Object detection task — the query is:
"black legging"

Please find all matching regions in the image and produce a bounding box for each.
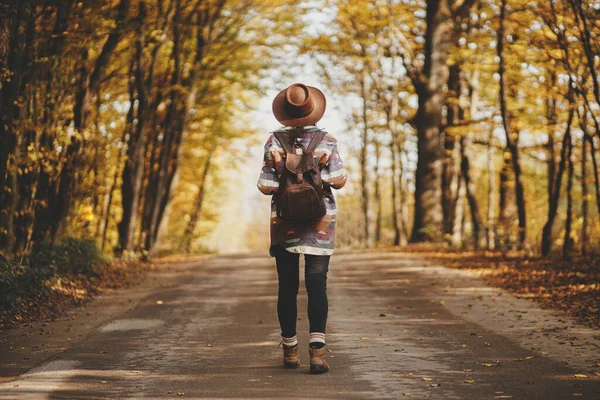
[273,246,330,338]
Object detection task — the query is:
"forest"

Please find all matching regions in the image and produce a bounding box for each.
[0,0,599,277]
[309,0,600,259]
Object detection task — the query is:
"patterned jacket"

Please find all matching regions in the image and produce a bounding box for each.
[257,125,347,256]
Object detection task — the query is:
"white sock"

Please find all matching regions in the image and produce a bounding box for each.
[282,334,298,347]
[309,332,325,346]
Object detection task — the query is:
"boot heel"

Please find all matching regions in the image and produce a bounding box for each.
[309,363,329,374]
[284,360,300,369]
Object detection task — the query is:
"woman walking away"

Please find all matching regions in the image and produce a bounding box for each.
[257,83,347,374]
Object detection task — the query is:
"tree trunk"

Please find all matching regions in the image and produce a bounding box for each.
[398,147,410,243]
[498,154,517,248]
[451,171,466,247]
[360,70,371,247]
[541,107,574,256]
[0,2,28,208]
[563,127,574,259]
[118,6,149,253]
[486,130,496,250]
[581,134,588,256]
[101,150,123,252]
[388,99,404,246]
[461,135,484,248]
[442,63,460,236]
[497,0,526,248]
[575,104,600,221]
[546,72,557,203]
[411,0,453,242]
[374,139,382,244]
[183,143,215,253]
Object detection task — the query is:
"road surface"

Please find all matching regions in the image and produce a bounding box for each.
[1,251,600,399]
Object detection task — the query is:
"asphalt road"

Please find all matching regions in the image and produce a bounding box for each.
[1,251,600,399]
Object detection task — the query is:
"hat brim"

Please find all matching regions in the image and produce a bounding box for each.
[272,85,326,127]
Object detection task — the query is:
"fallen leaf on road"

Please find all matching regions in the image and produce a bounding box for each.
[422,377,433,381]
[177,392,184,397]
[359,337,370,340]
[495,396,512,399]
[156,301,164,305]
[403,393,411,396]
[129,364,137,368]
[515,356,533,361]
[267,376,272,378]
[356,345,366,349]
[464,380,475,384]
[207,344,213,347]
[573,374,588,379]
[461,344,467,348]
[572,393,583,397]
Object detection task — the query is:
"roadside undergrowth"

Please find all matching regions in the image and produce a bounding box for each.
[0,238,147,331]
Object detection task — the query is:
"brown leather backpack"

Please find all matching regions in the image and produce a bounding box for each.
[273,130,328,220]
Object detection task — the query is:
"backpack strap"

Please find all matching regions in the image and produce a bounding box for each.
[273,131,293,154]
[306,130,327,154]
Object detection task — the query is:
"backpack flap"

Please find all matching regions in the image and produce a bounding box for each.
[285,152,303,173]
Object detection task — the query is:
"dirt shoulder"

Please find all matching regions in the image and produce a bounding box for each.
[369,245,600,330]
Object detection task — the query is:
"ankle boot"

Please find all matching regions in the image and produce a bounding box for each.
[282,344,300,368]
[309,346,330,374]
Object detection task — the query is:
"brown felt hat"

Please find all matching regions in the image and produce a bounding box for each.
[272,83,326,127]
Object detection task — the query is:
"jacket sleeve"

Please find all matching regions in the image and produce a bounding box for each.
[321,143,347,189]
[257,135,283,195]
